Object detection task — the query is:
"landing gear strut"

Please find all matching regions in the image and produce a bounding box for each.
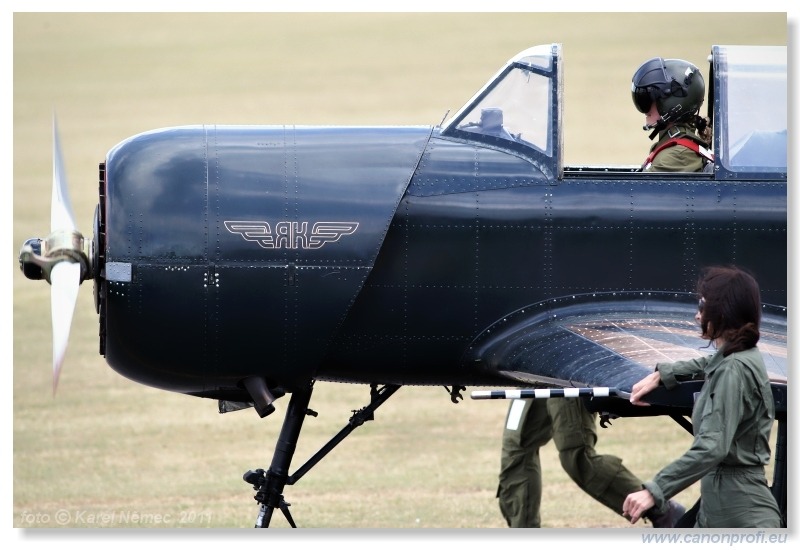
[244,383,401,528]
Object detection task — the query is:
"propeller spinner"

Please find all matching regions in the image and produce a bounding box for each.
[19,117,93,394]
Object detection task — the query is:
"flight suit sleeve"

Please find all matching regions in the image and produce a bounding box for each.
[655,356,709,390]
[643,363,745,510]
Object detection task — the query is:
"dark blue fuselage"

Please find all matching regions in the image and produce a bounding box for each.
[97,125,786,399]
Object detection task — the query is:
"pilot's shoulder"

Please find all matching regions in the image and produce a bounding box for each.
[650,145,704,172]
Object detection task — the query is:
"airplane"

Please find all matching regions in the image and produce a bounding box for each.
[19,43,787,528]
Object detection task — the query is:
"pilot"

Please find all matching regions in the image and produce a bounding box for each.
[498,397,686,528]
[631,57,713,172]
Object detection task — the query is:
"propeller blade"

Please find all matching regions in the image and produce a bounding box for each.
[51,115,76,233]
[50,256,81,394]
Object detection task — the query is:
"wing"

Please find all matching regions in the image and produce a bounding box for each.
[467,292,787,412]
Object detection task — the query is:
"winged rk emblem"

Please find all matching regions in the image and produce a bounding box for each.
[224,220,359,250]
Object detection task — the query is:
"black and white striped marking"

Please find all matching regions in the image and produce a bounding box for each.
[470,387,629,400]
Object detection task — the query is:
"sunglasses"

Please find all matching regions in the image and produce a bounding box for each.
[698,297,706,313]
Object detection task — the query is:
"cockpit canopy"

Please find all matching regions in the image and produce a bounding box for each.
[439,43,786,181]
[441,44,561,168]
[713,45,786,178]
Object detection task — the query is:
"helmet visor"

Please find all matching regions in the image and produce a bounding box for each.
[632,85,656,113]
[631,57,670,114]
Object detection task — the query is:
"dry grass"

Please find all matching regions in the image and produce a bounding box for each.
[11,11,787,537]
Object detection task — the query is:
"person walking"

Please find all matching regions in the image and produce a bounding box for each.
[622,266,782,528]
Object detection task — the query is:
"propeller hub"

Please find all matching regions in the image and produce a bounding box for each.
[19,229,91,284]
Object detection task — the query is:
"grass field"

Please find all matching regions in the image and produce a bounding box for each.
[11,11,788,536]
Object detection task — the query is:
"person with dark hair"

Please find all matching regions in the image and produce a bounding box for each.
[631,57,714,172]
[622,266,782,528]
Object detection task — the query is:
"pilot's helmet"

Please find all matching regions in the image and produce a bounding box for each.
[631,57,705,124]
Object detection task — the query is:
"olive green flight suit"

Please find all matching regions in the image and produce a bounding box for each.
[644,123,709,172]
[644,348,782,527]
[497,397,643,527]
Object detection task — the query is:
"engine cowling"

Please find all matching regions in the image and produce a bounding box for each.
[98,124,431,400]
